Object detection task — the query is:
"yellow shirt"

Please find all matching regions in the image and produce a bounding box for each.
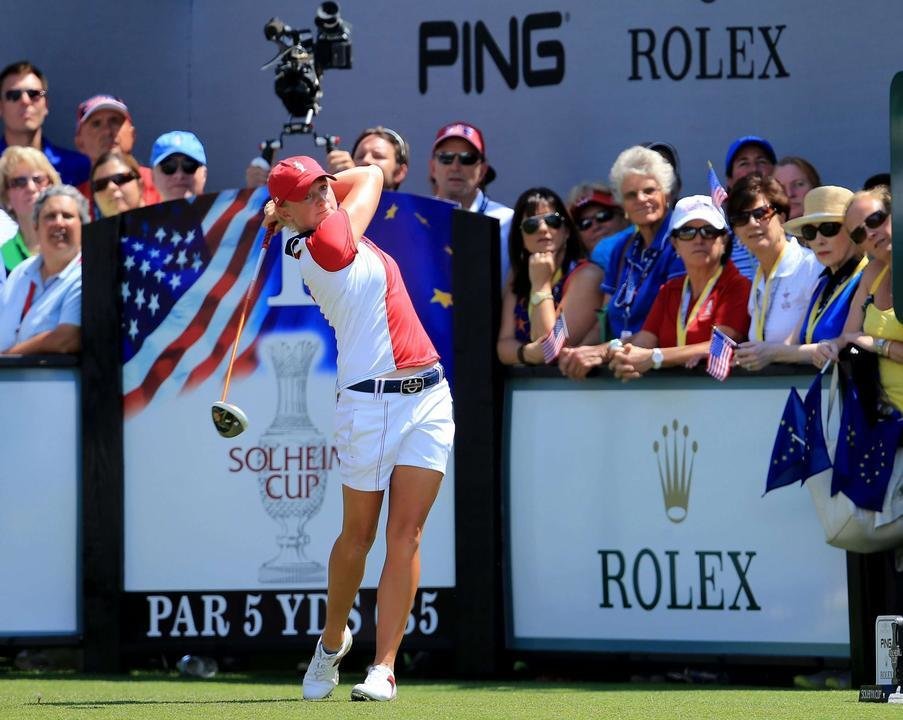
[864,303,903,412]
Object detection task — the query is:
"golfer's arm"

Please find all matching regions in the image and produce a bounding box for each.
[331,165,382,242]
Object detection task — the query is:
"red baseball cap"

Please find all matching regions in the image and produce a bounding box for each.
[431,121,497,185]
[432,121,486,155]
[76,94,131,130]
[570,190,620,216]
[268,156,335,206]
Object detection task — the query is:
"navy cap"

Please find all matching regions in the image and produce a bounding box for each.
[725,135,776,177]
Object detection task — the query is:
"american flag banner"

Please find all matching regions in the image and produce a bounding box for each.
[541,313,568,364]
[706,326,736,381]
[707,162,728,209]
[120,188,279,416]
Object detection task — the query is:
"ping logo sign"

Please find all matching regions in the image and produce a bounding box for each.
[418,12,566,93]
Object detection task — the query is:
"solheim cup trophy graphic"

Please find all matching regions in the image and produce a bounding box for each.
[258,339,328,583]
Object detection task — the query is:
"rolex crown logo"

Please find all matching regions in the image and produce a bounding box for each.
[653,419,698,523]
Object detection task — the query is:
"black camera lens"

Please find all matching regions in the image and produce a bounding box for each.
[316,2,341,30]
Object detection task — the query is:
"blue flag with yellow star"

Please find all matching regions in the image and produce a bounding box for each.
[832,379,903,510]
[365,191,455,386]
[802,370,833,482]
[765,388,810,493]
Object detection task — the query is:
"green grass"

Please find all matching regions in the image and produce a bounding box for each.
[0,672,893,720]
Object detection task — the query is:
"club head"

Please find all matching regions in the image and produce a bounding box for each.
[211,401,249,438]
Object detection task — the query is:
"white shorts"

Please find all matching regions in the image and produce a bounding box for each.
[334,377,454,492]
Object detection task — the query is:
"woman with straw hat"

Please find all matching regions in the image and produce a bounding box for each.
[734,185,865,370]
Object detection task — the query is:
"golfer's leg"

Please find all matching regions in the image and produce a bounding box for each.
[372,464,443,668]
[321,485,384,651]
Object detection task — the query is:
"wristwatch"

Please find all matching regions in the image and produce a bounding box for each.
[651,347,664,370]
[876,338,890,357]
[530,291,554,306]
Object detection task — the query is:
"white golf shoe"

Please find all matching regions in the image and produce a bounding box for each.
[301,626,353,700]
[350,663,397,701]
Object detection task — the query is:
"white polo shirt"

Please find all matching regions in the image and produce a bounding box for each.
[0,252,81,351]
[747,238,821,342]
[288,210,437,390]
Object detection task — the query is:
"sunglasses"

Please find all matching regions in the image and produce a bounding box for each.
[729,204,777,227]
[521,212,563,234]
[799,222,843,242]
[3,88,46,102]
[434,151,481,166]
[576,209,615,231]
[158,156,202,175]
[91,172,137,193]
[6,173,49,190]
[672,225,725,241]
[849,209,889,244]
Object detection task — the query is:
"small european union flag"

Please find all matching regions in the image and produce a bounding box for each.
[832,379,903,511]
[802,370,832,482]
[765,372,833,494]
[766,388,809,493]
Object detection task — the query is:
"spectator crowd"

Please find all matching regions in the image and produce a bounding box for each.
[0,58,898,422]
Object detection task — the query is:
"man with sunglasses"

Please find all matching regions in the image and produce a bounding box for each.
[0,61,90,187]
[430,121,513,289]
[150,131,208,202]
[73,95,160,213]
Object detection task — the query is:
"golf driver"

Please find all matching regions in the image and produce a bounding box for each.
[211,224,276,438]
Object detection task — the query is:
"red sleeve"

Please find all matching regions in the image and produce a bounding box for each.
[305,208,358,271]
[641,279,675,340]
[712,265,752,337]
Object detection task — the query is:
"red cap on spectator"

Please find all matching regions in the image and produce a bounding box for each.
[76,94,131,129]
[432,121,486,156]
[268,156,336,206]
[570,190,620,216]
[432,121,496,185]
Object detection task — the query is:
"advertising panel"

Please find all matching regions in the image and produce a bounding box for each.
[0,368,79,636]
[507,377,849,657]
[121,189,456,648]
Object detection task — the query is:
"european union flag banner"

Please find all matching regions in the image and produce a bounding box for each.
[362,191,454,386]
[120,189,455,416]
[832,379,903,511]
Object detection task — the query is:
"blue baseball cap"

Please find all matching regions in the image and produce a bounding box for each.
[725,135,776,177]
[150,130,207,167]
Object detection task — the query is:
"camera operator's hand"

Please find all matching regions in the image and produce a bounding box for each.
[326,149,355,175]
[246,156,273,189]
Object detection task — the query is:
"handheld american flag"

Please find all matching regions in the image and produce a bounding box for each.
[541,312,569,364]
[707,161,728,209]
[706,326,736,381]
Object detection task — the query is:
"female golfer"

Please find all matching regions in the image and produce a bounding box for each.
[264,157,454,702]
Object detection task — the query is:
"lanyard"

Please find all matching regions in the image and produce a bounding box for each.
[676,266,723,346]
[803,256,869,343]
[20,281,36,323]
[752,243,788,341]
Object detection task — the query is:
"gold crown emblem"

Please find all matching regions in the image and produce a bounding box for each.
[652,419,698,523]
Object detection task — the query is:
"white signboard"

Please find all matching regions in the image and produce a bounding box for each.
[507,377,849,656]
[0,369,79,636]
